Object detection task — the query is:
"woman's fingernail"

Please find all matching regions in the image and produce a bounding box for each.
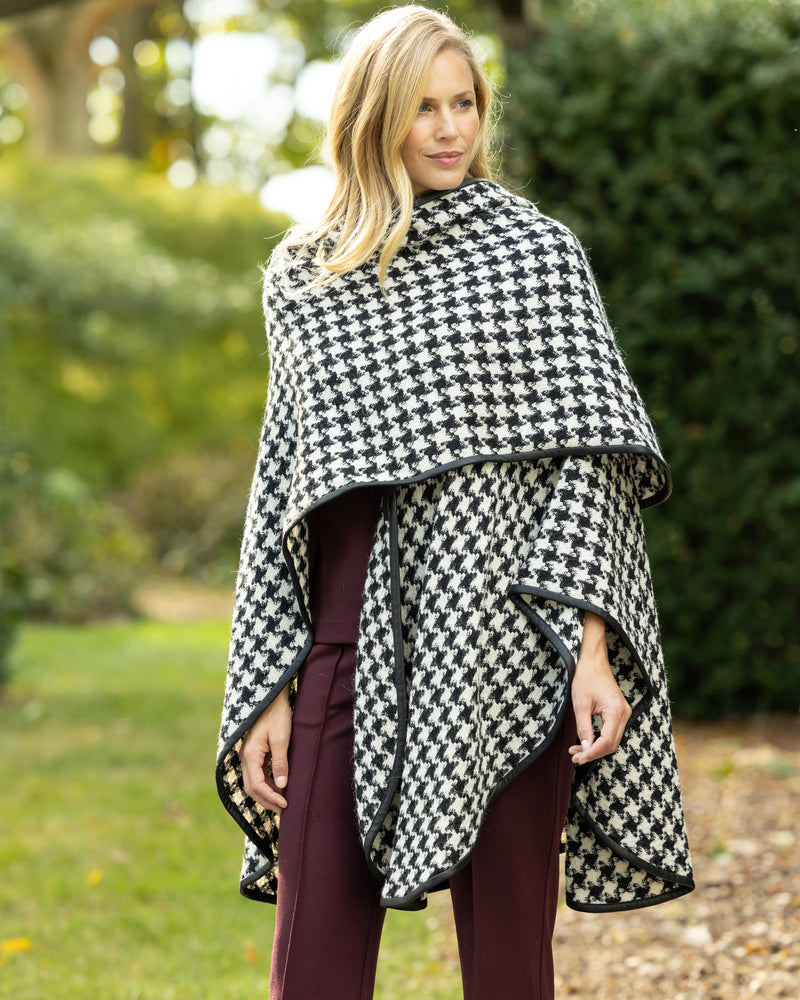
[276,776,287,788]
[581,739,590,750]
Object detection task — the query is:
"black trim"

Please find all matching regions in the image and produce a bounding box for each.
[282,444,671,545]
[374,591,687,911]
[567,881,695,913]
[571,794,696,889]
[240,861,278,903]
[369,543,685,910]
[361,485,411,880]
[282,522,314,630]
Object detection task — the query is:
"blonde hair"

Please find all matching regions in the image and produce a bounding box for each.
[276,5,496,288]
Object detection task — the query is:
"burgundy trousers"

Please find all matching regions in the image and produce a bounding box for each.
[269,640,576,1000]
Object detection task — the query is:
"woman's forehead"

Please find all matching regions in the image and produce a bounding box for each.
[421,49,475,91]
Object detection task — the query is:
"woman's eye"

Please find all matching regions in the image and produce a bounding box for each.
[418,103,429,113]
[458,99,474,109]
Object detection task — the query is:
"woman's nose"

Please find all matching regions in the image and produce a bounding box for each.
[434,110,457,139]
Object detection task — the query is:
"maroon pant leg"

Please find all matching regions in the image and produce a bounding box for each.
[449,707,577,1000]
[269,642,386,1000]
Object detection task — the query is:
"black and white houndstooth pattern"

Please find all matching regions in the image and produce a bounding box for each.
[216,179,694,911]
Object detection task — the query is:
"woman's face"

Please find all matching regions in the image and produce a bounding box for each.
[400,48,480,198]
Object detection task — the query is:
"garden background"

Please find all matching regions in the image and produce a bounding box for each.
[1,0,798,996]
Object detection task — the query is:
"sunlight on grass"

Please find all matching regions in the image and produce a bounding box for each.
[1,621,462,999]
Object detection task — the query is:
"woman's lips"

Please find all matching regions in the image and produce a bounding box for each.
[427,152,463,166]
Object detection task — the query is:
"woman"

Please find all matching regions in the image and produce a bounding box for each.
[216,6,694,999]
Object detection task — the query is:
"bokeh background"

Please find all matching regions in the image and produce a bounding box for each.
[1,1,798,997]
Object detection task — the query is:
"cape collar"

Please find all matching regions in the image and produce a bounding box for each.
[411,176,485,208]
[406,177,533,243]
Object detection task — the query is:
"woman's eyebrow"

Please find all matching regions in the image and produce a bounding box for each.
[419,90,475,103]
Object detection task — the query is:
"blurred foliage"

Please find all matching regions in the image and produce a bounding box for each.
[3,0,799,720]
[0,0,500,189]
[3,462,151,623]
[504,0,800,717]
[1,154,287,636]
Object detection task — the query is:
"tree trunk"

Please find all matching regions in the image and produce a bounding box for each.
[1,3,110,155]
[114,2,151,158]
[0,0,158,157]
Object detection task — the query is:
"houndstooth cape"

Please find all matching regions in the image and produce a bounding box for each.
[216,178,694,912]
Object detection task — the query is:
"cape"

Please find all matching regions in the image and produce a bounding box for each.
[216,177,694,912]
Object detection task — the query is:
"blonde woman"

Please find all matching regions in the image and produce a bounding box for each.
[216,6,694,999]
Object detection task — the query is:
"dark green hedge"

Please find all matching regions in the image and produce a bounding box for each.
[503,0,800,717]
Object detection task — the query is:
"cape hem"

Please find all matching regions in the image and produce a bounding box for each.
[372,684,575,910]
[566,880,695,913]
[281,444,672,543]
[571,798,695,890]
[240,862,277,904]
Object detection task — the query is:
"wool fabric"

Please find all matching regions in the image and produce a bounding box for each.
[216,178,694,912]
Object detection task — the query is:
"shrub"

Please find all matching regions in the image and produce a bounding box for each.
[2,460,150,624]
[503,0,800,716]
[0,155,287,681]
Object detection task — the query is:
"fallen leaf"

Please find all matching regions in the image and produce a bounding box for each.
[86,869,103,887]
[1,938,31,952]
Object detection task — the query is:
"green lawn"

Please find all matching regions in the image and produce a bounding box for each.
[0,621,461,999]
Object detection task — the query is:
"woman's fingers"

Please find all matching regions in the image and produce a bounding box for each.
[572,705,629,763]
[569,675,632,765]
[569,611,634,765]
[241,735,288,813]
[269,727,290,790]
[240,695,293,813]
[572,698,596,756]
[569,712,631,762]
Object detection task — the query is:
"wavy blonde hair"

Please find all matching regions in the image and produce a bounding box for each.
[276,5,496,288]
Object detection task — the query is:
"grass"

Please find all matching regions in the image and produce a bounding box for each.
[0,621,462,999]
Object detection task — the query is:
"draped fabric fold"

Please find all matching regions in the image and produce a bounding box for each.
[508,454,693,909]
[216,178,693,911]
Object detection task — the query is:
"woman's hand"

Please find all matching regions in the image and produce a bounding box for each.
[568,611,632,766]
[240,685,292,815]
